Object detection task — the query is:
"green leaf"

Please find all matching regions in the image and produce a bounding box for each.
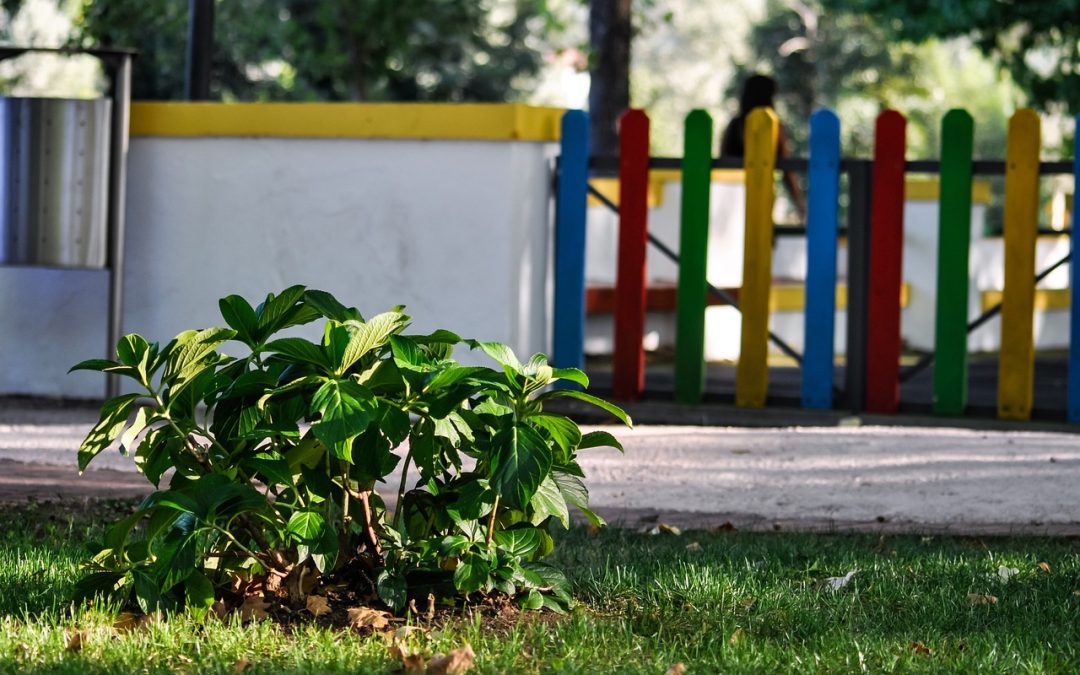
[263,337,331,370]
[379,405,412,445]
[521,561,571,601]
[389,334,432,371]
[446,479,494,523]
[304,289,363,322]
[133,568,163,613]
[337,312,407,374]
[134,427,177,486]
[71,571,125,602]
[520,588,544,610]
[377,571,407,612]
[285,437,326,474]
[424,366,497,393]
[78,394,140,472]
[490,424,552,510]
[529,414,582,458]
[551,367,589,388]
[162,327,236,385]
[523,353,553,384]
[288,510,327,541]
[184,570,216,619]
[241,452,295,488]
[552,468,604,527]
[453,555,492,594]
[118,405,151,455]
[68,358,120,374]
[219,295,259,347]
[467,340,521,370]
[537,389,632,427]
[116,334,152,372]
[529,474,569,528]
[309,379,377,453]
[493,528,542,559]
[255,285,310,335]
[578,430,624,452]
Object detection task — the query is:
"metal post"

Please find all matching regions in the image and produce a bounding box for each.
[844,159,872,413]
[185,0,214,100]
[105,54,132,398]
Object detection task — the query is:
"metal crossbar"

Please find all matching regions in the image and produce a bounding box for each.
[898,252,1074,384]
[585,183,804,365]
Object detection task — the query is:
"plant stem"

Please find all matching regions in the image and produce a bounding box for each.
[486,494,500,546]
[394,447,413,529]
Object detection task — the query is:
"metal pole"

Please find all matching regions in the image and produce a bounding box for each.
[105,54,132,399]
[185,0,214,100]
[844,160,872,413]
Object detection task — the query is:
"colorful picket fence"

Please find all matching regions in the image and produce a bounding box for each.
[553,106,1080,422]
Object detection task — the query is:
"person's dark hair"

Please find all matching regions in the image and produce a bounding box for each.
[738,74,777,114]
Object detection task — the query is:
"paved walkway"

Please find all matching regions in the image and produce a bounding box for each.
[3,400,1080,535]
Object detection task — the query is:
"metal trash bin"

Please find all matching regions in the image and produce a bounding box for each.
[0,96,112,268]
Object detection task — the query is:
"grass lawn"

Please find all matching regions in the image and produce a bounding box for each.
[1,499,1079,674]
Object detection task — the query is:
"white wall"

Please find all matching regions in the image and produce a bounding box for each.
[0,136,556,398]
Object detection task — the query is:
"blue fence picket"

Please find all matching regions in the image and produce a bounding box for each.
[552,110,589,376]
[1069,115,1080,421]
[802,109,841,409]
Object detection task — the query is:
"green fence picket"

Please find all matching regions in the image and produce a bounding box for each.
[932,109,974,415]
[674,110,713,403]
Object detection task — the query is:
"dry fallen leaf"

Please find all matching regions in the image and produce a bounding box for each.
[715,521,737,533]
[426,644,475,675]
[347,606,392,631]
[239,594,272,622]
[586,523,602,538]
[823,570,857,591]
[65,629,89,652]
[910,641,932,655]
[739,597,756,610]
[685,542,702,552]
[210,599,229,620]
[306,595,332,617]
[113,612,159,634]
[730,627,744,645]
[996,566,1020,583]
[967,593,998,605]
[1039,562,1052,574]
[425,592,436,621]
[658,523,682,536]
[664,663,687,675]
[388,642,427,674]
[232,656,251,673]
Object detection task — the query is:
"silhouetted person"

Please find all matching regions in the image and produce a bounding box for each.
[720,74,806,221]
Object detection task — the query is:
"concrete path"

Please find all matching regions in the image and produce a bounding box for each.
[3,400,1079,535]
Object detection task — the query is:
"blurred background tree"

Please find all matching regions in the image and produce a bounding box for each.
[819,0,1080,116]
[0,0,1069,161]
[728,0,1022,159]
[70,0,547,102]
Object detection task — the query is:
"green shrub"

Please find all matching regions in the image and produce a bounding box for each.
[71,286,629,617]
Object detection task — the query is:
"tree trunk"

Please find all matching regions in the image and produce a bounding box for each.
[588,0,631,158]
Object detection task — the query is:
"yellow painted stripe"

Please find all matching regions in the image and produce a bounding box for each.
[905,177,993,205]
[130,102,564,141]
[736,108,778,408]
[998,108,1041,421]
[770,282,910,312]
[982,288,1070,313]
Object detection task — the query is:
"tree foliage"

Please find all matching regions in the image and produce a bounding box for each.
[730,0,922,155]
[71,0,545,101]
[819,0,1080,113]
